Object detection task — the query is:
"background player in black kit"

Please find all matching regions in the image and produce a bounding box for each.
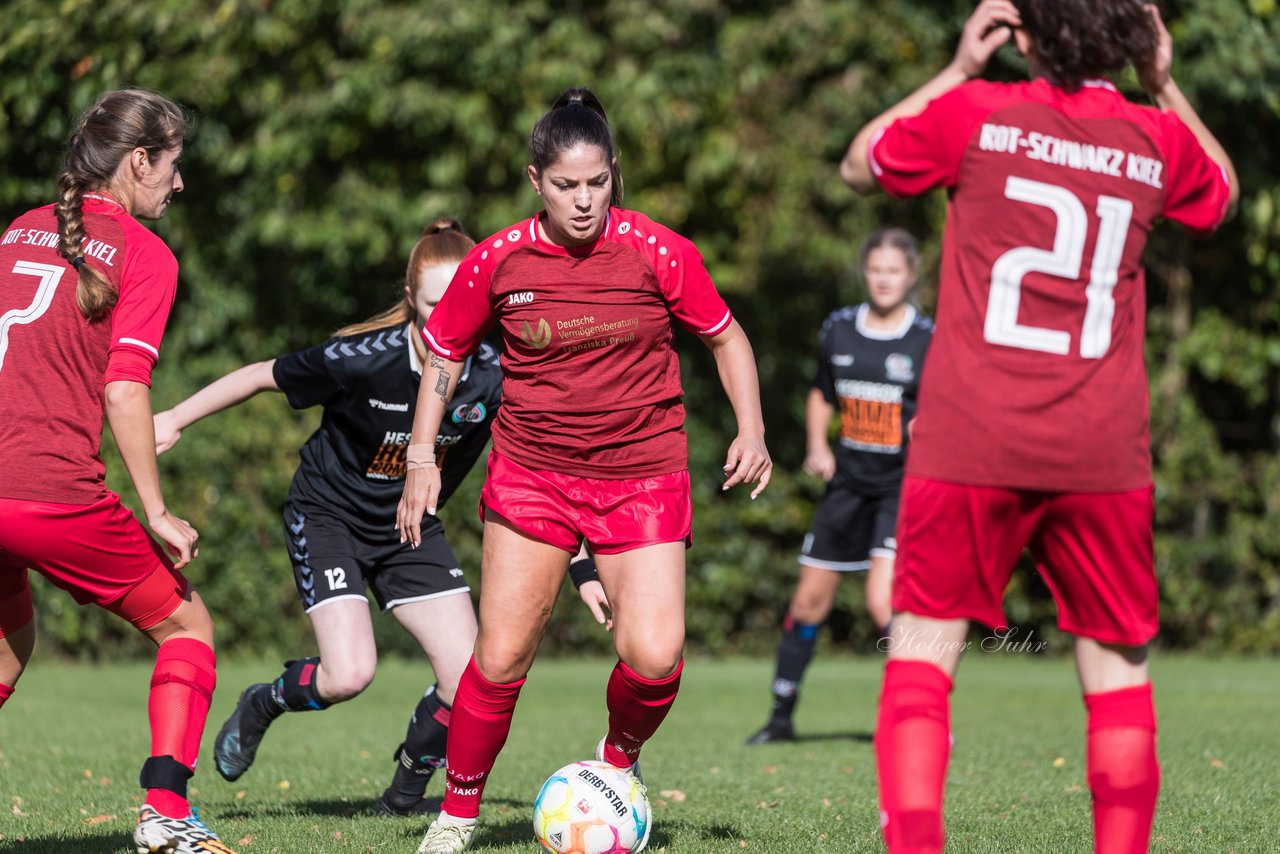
[153,219,508,815]
[747,228,931,745]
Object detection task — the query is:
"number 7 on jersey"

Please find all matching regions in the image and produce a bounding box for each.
[0,261,65,372]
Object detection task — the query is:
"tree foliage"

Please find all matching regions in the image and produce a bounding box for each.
[2,0,1277,657]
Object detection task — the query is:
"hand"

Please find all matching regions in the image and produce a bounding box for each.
[396,465,441,548]
[153,409,182,455]
[1135,4,1173,98]
[147,509,199,569]
[802,445,837,481]
[577,580,613,631]
[950,0,1022,79]
[722,432,773,499]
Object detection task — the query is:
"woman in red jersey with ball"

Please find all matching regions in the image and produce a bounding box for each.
[0,89,236,854]
[397,87,772,853]
[840,2,1237,853]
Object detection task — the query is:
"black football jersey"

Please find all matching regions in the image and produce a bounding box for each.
[273,323,502,534]
[813,304,933,494]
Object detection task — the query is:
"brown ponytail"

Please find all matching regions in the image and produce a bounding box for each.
[56,89,187,321]
[334,217,476,338]
[54,168,116,319]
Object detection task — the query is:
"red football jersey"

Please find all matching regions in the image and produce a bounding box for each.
[424,208,733,479]
[870,78,1231,491]
[0,196,179,503]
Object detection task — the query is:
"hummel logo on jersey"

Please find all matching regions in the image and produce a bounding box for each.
[831,353,854,366]
[520,318,552,349]
[449,568,464,578]
[508,291,535,305]
[369,398,409,412]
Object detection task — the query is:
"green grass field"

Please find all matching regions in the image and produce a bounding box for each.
[0,654,1275,853]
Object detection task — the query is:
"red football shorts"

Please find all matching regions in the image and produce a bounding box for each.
[479,451,693,555]
[892,477,1157,646]
[0,494,191,637]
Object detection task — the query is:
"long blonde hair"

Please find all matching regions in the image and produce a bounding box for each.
[335,217,475,338]
[56,89,187,321]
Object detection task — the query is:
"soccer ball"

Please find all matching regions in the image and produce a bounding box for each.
[532,760,651,853]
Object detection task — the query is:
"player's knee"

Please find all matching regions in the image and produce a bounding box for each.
[472,645,533,685]
[141,593,215,649]
[790,594,831,625]
[320,660,376,701]
[619,647,682,681]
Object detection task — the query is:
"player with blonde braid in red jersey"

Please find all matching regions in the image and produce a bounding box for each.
[841,2,1236,853]
[0,89,236,853]
[398,87,772,853]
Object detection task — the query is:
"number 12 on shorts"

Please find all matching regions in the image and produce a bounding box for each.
[324,567,348,590]
[984,176,1134,359]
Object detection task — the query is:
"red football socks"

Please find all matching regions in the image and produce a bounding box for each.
[876,659,953,854]
[146,637,216,818]
[441,658,526,820]
[0,681,13,711]
[603,659,684,768]
[1085,683,1159,854]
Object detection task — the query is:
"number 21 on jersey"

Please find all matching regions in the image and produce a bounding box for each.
[0,261,65,372]
[984,176,1134,359]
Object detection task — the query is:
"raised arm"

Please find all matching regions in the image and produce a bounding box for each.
[701,319,772,498]
[840,0,1022,194]
[153,359,279,454]
[106,380,198,568]
[396,350,462,546]
[1136,4,1239,212]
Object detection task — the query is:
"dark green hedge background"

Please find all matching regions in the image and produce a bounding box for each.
[3,0,1277,658]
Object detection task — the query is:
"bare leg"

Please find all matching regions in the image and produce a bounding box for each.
[378,591,478,814]
[877,612,967,854]
[789,562,842,625]
[308,598,378,703]
[0,618,35,689]
[392,592,477,704]
[865,554,895,632]
[433,515,570,822]
[747,562,842,744]
[471,516,569,682]
[595,542,687,769]
[598,542,686,678]
[1075,637,1158,854]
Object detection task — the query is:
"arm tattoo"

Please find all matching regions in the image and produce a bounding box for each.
[429,354,452,402]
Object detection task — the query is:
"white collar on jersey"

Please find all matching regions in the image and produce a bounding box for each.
[855,303,917,341]
[407,322,423,376]
[406,321,472,383]
[1081,78,1119,92]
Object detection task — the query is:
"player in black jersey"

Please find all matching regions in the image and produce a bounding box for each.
[747,228,932,745]
[153,219,601,816]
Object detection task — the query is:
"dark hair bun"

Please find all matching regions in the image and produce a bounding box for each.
[422,216,463,237]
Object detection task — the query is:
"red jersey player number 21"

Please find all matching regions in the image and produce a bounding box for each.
[841,2,1237,854]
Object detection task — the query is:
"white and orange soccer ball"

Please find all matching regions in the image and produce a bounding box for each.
[532,760,651,854]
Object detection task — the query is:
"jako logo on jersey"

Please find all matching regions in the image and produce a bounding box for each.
[369,398,409,412]
[520,318,552,349]
[831,353,854,367]
[451,402,488,424]
[884,354,914,382]
[508,291,535,305]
